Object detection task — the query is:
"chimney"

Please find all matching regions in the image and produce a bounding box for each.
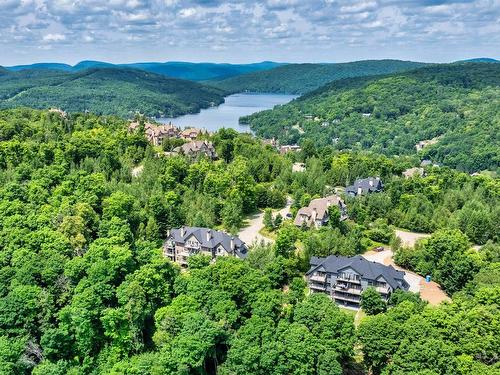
[206,230,211,242]
[357,187,363,195]
[167,229,170,237]
[369,179,374,187]
[230,237,235,252]
[180,226,185,237]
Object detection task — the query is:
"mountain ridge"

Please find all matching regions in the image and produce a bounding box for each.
[5,60,287,81]
[242,62,500,172]
[208,59,430,94]
[0,66,227,118]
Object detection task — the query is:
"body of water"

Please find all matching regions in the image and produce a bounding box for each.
[157,92,297,132]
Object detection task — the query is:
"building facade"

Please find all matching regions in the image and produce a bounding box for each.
[294,195,347,228]
[306,255,409,308]
[174,140,217,159]
[163,226,247,267]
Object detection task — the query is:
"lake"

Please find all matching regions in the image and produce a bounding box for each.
[157,93,297,132]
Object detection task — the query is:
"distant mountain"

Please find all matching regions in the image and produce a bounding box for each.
[124,61,285,81]
[209,60,429,94]
[0,67,227,118]
[72,60,116,70]
[459,58,498,63]
[6,61,286,81]
[5,62,74,72]
[242,62,500,172]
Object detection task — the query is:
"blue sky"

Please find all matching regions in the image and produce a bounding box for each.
[1,0,499,65]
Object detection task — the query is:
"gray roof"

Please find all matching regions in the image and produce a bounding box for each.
[307,255,406,290]
[174,140,216,157]
[346,177,383,195]
[167,226,248,258]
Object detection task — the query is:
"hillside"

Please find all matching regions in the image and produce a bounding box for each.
[0,108,497,374]
[0,67,226,117]
[209,59,428,94]
[6,61,286,81]
[243,63,500,172]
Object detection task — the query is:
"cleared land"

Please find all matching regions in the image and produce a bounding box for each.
[363,248,450,305]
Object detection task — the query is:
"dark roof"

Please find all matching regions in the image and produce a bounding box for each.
[307,255,406,290]
[167,226,248,258]
[346,177,383,195]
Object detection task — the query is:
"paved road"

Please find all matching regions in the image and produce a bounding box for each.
[363,248,450,305]
[238,199,292,246]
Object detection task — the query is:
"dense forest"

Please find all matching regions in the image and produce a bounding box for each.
[0,67,226,118]
[0,108,498,374]
[243,63,500,173]
[210,60,427,94]
[6,61,285,81]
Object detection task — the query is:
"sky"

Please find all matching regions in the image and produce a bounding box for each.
[0,0,499,66]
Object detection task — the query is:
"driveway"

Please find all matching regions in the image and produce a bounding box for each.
[237,198,292,246]
[395,229,430,247]
[363,248,450,305]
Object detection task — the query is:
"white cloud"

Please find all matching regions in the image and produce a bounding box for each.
[42,33,66,42]
[0,0,498,64]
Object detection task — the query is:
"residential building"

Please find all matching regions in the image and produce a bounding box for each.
[292,162,306,173]
[415,137,440,152]
[262,138,278,147]
[306,255,409,308]
[402,167,425,178]
[279,145,301,154]
[145,123,179,146]
[174,140,217,159]
[294,195,347,228]
[163,226,248,267]
[128,121,180,146]
[420,159,431,167]
[345,177,383,196]
[180,128,203,140]
[48,108,67,117]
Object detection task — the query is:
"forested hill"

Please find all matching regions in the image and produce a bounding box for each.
[6,61,286,81]
[243,63,500,173]
[209,59,428,94]
[0,108,498,374]
[0,67,227,117]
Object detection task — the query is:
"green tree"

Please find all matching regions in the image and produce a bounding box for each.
[263,208,274,231]
[274,213,283,229]
[360,287,387,315]
[274,226,298,258]
[328,205,341,229]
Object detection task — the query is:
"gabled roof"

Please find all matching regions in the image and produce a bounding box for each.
[294,195,345,226]
[167,226,247,258]
[346,177,383,195]
[307,255,406,289]
[176,140,215,155]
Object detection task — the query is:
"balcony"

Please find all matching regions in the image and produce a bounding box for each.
[164,247,175,254]
[337,275,361,284]
[185,241,200,250]
[309,282,327,291]
[309,274,326,283]
[333,292,361,303]
[334,285,362,295]
[376,286,390,294]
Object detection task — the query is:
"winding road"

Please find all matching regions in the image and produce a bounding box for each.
[237,198,292,246]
